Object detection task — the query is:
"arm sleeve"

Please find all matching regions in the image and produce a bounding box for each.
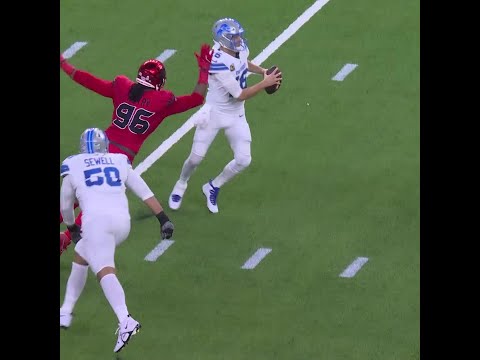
[214,72,243,99]
[71,69,115,98]
[60,175,77,226]
[125,167,155,201]
[162,92,204,117]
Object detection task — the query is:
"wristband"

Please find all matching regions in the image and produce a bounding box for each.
[155,211,170,226]
[198,69,209,84]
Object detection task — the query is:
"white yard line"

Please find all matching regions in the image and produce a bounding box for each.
[241,248,272,269]
[144,240,175,262]
[156,49,177,63]
[332,63,358,81]
[339,257,369,278]
[62,42,88,59]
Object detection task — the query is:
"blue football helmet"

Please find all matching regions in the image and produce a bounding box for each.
[80,127,109,154]
[212,18,247,52]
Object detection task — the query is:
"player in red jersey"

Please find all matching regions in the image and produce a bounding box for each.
[60,44,214,254]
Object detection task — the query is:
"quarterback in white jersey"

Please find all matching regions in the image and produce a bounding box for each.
[59,127,174,353]
[205,41,250,115]
[168,17,282,214]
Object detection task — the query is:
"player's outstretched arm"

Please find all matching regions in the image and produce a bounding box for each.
[60,54,114,98]
[125,168,174,240]
[162,44,214,116]
[144,197,174,240]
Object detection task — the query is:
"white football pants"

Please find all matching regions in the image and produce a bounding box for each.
[74,213,131,275]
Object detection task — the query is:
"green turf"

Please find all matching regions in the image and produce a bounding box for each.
[60,0,419,358]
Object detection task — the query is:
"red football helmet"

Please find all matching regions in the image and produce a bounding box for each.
[136,59,166,90]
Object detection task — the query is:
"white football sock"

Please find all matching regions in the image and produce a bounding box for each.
[60,262,89,314]
[179,153,204,183]
[100,273,129,324]
[212,160,240,188]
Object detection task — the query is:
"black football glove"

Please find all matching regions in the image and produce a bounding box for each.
[156,211,174,240]
[161,221,174,240]
[66,224,82,244]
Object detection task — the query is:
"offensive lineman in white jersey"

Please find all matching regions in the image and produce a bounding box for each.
[168,17,282,213]
[59,127,174,353]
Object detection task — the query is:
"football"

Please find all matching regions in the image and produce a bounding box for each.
[264,65,282,94]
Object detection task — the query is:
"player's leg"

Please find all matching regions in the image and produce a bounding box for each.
[60,245,89,328]
[60,212,83,255]
[169,121,220,210]
[202,117,252,213]
[86,216,139,353]
[213,118,252,187]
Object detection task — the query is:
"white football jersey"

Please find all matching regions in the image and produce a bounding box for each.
[60,152,135,219]
[206,44,250,115]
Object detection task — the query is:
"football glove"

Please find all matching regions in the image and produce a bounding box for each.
[195,44,213,84]
[161,221,175,240]
[66,224,82,244]
[156,211,174,240]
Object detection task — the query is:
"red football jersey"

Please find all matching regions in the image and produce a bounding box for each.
[70,70,204,157]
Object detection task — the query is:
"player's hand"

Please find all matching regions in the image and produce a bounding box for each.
[262,68,282,88]
[60,54,76,76]
[156,210,174,239]
[195,44,213,72]
[161,221,174,240]
[67,224,82,244]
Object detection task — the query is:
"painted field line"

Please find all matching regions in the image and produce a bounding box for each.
[241,248,272,270]
[62,42,88,59]
[332,63,358,81]
[144,240,175,262]
[252,0,331,66]
[156,49,177,63]
[339,257,369,278]
[134,0,332,176]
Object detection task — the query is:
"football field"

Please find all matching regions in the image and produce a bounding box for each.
[60,0,420,359]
